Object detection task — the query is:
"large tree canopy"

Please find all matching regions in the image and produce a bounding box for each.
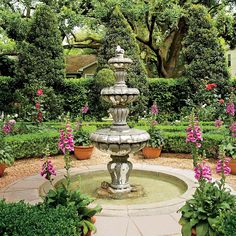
[1,0,236,77]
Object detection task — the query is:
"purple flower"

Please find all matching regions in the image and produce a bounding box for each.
[9,119,16,125]
[81,104,89,114]
[151,102,158,115]
[215,158,231,175]
[58,123,74,154]
[186,119,203,148]
[2,120,16,135]
[194,162,212,181]
[40,160,56,180]
[226,102,235,116]
[230,122,236,138]
[215,119,223,128]
[151,120,158,126]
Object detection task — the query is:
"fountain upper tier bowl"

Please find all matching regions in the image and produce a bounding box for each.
[90,128,149,156]
[101,86,139,106]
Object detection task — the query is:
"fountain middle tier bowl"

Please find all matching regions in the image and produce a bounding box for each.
[90,128,150,156]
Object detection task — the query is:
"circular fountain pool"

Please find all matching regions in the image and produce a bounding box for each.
[66,170,187,205]
[38,164,196,215]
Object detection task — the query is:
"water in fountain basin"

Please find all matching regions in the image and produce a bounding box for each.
[64,170,187,205]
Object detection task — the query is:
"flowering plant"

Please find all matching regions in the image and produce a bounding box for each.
[145,101,164,148]
[41,120,101,235]
[179,122,236,236]
[32,89,45,124]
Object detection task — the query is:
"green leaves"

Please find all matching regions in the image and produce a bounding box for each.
[179,181,236,235]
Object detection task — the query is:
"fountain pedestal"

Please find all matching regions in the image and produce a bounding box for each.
[90,46,150,195]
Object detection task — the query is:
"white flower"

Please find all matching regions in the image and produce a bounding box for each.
[14,114,18,118]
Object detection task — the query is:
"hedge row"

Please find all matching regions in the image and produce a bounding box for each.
[0,200,82,236]
[162,131,223,157]
[3,124,226,159]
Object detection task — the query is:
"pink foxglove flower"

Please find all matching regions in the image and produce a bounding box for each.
[186,119,203,148]
[58,123,74,154]
[40,160,56,180]
[194,161,212,181]
[215,119,223,128]
[230,122,236,138]
[216,158,231,175]
[151,102,158,115]
[226,102,235,116]
[81,104,89,114]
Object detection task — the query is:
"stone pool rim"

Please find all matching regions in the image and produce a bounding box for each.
[1,164,197,216]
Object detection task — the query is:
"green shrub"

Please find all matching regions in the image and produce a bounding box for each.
[0,76,17,113]
[0,200,82,236]
[147,77,191,121]
[62,78,92,118]
[222,211,236,236]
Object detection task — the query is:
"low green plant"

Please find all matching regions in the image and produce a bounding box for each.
[0,134,14,165]
[219,210,236,236]
[0,200,82,235]
[179,180,236,236]
[74,129,92,146]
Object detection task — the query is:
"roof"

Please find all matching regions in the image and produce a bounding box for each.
[65,55,97,73]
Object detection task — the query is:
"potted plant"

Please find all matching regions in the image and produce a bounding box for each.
[0,136,14,177]
[74,129,94,160]
[142,128,164,159]
[224,141,236,174]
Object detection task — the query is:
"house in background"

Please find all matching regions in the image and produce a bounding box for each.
[227,49,236,77]
[65,55,97,78]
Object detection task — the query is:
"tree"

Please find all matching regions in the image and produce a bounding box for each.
[14,2,65,119]
[182,4,230,105]
[97,6,149,119]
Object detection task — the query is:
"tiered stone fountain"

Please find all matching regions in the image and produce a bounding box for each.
[90,46,150,198]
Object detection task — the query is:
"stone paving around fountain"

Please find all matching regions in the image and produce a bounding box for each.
[1,163,235,236]
[0,164,197,236]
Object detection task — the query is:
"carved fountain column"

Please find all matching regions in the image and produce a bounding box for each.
[90,46,150,193]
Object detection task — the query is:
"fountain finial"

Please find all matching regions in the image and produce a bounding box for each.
[116,45,124,55]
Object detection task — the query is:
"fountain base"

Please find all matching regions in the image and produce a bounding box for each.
[96,181,145,200]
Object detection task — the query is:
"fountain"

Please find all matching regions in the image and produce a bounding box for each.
[90,46,150,198]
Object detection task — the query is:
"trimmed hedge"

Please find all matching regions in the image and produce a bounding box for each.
[2,122,228,159]
[0,200,82,235]
[61,78,93,118]
[3,126,97,159]
[162,131,224,157]
[4,131,59,159]
[147,77,190,120]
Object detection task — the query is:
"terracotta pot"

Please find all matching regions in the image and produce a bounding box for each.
[0,163,7,177]
[229,159,236,175]
[142,147,161,159]
[81,216,96,236]
[191,228,196,236]
[74,146,94,160]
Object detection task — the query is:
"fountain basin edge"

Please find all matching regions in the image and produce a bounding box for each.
[39,164,197,216]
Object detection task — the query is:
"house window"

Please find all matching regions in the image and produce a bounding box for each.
[228,54,231,67]
[85,74,94,78]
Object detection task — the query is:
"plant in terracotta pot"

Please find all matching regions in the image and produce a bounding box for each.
[223,139,236,174]
[142,128,164,159]
[0,134,14,177]
[142,101,164,158]
[73,129,94,160]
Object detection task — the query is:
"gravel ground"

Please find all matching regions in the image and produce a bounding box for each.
[1,148,236,190]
